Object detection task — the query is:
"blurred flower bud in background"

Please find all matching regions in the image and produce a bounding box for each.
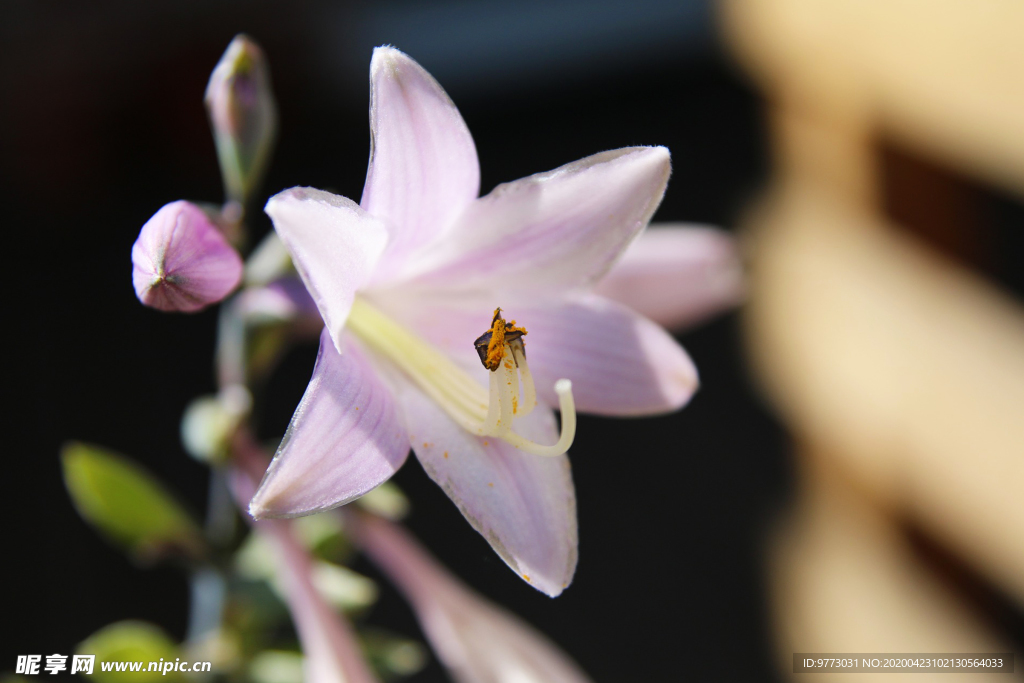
[131,200,244,312]
[205,34,278,208]
[181,385,252,464]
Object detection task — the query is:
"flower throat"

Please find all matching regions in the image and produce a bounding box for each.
[346,298,576,457]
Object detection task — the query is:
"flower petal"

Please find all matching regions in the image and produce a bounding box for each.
[394,380,577,597]
[248,330,409,519]
[361,46,480,283]
[349,512,593,683]
[594,224,744,330]
[131,201,243,312]
[523,295,698,416]
[399,146,670,294]
[236,277,320,324]
[265,187,389,354]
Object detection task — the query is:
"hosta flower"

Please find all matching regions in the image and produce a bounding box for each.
[249,47,700,596]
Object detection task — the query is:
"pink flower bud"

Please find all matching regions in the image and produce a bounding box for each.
[205,35,277,204]
[132,201,243,312]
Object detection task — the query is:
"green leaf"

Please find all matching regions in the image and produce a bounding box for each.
[77,621,180,682]
[61,442,205,563]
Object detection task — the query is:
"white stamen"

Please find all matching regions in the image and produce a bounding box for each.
[494,348,516,434]
[509,339,535,417]
[484,365,504,435]
[500,379,575,457]
[507,352,521,415]
[347,297,575,456]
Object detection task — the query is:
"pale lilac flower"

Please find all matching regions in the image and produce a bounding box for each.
[347,511,593,683]
[249,47,699,596]
[131,201,244,312]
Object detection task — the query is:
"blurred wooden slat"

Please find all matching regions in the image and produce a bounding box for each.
[744,182,1024,604]
[721,0,1024,197]
[769,100,879,216]
[769,449,1018,683]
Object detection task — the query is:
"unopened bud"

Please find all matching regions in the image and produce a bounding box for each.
[205,35,278,206]
[181,385,252,463]
[132,201,244,312]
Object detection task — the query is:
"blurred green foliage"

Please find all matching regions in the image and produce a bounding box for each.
[361,629,429,681]
[77,621,180,682]
[61,442,205,563]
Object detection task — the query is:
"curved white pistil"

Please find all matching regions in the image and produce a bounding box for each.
[346,297,576,457]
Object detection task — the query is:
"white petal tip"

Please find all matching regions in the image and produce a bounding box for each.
[246,485,298,520]
[536,580,569,598]
[246,477,339,520]
[639,145,671,175]
[265,186,324,211]
[517,561,575,597]
[247,486,282,520]
[618,145,669,165]
[371,44,403,59]
[246,498,265,520]
[263,189,296,218]
[246,495,309,521]
[664,361,700,410]
[370,45,413,77]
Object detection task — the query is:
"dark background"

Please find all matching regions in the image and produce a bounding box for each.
[3,1,787,680]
